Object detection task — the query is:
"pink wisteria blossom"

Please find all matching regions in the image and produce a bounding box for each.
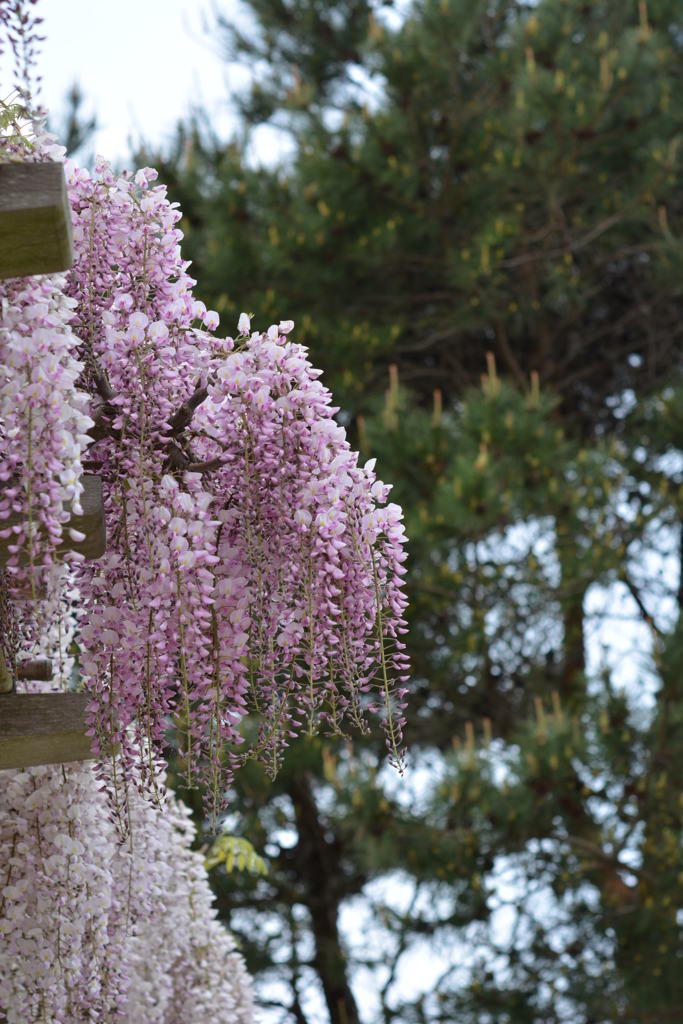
[1,75,408,1017]
[1,147,409,821]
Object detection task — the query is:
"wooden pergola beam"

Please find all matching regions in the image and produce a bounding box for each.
[0,478,105,768]
[0,474,106,566]
[57,475,106,560]
[0,170,104,771]
[0,693,93,769]
[0,161,74,280]
[17,657,52,681]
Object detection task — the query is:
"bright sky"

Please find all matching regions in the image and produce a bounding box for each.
[7,0,276,165]
[1,0,405,168]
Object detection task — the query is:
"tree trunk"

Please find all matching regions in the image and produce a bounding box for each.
[556,524,587,709]
[291,773,361,1024]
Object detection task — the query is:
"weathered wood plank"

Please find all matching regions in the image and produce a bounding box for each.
[17,657,52,681]
[56,475,106,560]
[0,693,93,769]
[0,656,52,694]
[0,474,106,566]
[9,581,48,600]
[0,161,74,280]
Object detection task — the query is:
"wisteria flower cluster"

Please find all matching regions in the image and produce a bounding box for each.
[1,4,407,1018]
[1,567,252,1021]
[57,157,409,816]
[0,760,253,1023]
[0,144,409,817]
[0,0,43,106]
[0,273,91,603]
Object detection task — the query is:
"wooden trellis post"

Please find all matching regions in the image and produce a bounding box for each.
[0,474,106,566]
[0,161,73,280]
[0,694,92,770]
[0,159,104,770]
[0,479,106,768]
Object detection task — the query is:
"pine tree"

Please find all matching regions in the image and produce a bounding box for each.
[147,1,683,1020]
[149,0,682,429]
[172,361,682,1024]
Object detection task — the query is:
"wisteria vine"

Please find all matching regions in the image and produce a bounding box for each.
[1,137,409,822]
[1,6,405,1017]
[0,760,254,1023]
[65,156,409,816]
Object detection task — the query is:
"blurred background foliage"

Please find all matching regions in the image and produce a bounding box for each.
[128,1,683,1021]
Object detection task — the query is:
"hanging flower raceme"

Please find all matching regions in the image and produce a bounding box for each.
[0,110,407,1019]
[0,272,92,602]
[0,540,253,1023]
[1,17,406,1017]
[0,760,254,1024]
[63,159,409,816]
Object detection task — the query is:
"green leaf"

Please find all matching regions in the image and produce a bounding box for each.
[204,834,268,877]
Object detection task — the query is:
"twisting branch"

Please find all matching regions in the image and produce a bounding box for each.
[162,441,225,477]
[168,380,210,436]
[186,457,226,475]
[88,394,119,443]
[86,360,119,443]
[87,376,224,479]
[92,366,115,403]
[163,442,191,474]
